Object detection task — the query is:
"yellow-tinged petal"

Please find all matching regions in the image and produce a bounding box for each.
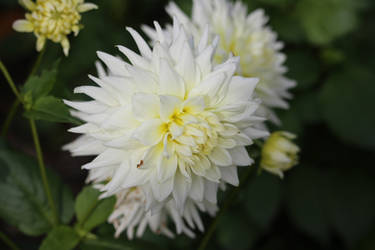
[19,0,35,10]
[61,38,70,56]
[36,36,46,51]
[12,20,33,32]
[77,3,98,12]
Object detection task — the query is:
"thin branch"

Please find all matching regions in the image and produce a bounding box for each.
[29,118,59,226]
[29,46,46,79]
[0,60,23,103]
[0,231,20,250]
[1,99,20,137]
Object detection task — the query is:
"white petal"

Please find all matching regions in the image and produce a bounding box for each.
[152,175,174,201]
[220,166,239,186]
[19,0,35,10]
[173,171,191,212]
[223,76,259,104]
[36,36,46,52]
[189,175,204,201]
[117,45,150,69]
[12,20,33,32]
[208,147,232,166]
[175,42,196,91]
[63,100,107,114]
[131,92,160,120]
[121,166,149,189]
[159,58,185,98]
[228,146,253,166]
[159,95,182,121]
[126,27,152,58]
[204,181,218,204]
[183,96,206,114]
[204,166,221,182]
[158,154,178,182]
[74,86,117,106]
[77,3,98,12]
[132,119,164,146]
[97,51,129,76]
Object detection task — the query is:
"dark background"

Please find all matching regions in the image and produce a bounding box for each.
[1,0,375,249]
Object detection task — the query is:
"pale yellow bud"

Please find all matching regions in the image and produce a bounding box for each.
[261,131,300,178]
[13,0,97,56]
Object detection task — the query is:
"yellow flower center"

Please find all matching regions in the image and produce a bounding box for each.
[162,107,224,171]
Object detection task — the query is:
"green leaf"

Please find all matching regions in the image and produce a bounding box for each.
[296,0,361,45]
[24,96,81,124]
[39,226,80,250]
[245,172,282,229]
[319,66,375,150]
[0,149,74,236]
[75,186,116,232]
[22,60,60,101]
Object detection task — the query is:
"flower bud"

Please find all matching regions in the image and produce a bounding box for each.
[261,131,299,178]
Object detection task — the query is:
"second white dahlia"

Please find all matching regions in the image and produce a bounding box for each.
[146,0,296,123]
[64,19,267,213]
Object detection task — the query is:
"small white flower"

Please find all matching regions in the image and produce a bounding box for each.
[105,187,217,239]
[13,0,97,56]
[145,0,296,123]
[260,131,299,178]
[64,18,267,214]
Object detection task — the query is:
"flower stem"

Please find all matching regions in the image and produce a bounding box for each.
[29,46,46,78]
[1,99,20,137]
[0,231,20,250]
[197,164,259,250]
[0,60,23,103]
[29,118,59,226]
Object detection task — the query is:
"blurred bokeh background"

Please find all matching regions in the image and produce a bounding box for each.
[1,0,375,249]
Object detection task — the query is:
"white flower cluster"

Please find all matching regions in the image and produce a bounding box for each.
[65,0,296,239]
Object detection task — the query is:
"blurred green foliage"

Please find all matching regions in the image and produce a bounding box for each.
[1,0,375,249]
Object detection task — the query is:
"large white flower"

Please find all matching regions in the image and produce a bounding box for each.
[64,18,267,214]
[105,186,217,239]
[144,0,296,123]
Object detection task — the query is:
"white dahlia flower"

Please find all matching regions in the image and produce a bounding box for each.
[64,18,267,214]
[105,187,217,239]
[144,0,296,123]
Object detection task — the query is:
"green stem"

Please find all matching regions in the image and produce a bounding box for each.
[0,60,23,103]
[197,164,259,250]
[0,231,20,250]
[29,46,46,78]
[1,99,20,137]
[0,49,46,138]
[29,118,59,226]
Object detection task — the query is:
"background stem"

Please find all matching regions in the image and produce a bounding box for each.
[0,60,23,103]
[197,164,259,250]
[29,118,59,226]
[0,231,20,250]
[29,47,46,78]
[1,99,20,137]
